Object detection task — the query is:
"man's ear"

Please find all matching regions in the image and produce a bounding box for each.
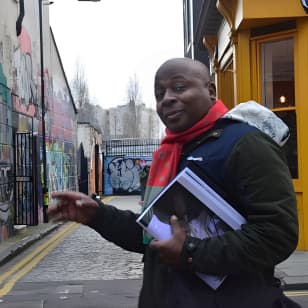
[208,82,216,102]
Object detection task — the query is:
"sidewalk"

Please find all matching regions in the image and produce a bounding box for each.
[0,222,63,266]
[0,221,308,291]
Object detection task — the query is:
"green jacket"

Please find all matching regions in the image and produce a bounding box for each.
[89,119,299,308]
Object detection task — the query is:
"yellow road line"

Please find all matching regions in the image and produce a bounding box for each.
[0,222,77,284]
[0,222,79,297]
[101,196,114,203]
[284,290,308,297]
[0,197,114,297]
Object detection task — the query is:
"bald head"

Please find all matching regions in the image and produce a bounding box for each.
[155,58,211,85]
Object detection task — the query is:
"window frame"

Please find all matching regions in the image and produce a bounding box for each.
[252,30,300,181]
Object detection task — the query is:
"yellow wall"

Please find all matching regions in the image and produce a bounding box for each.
[242,0,307,19]
[213,0,308,250]
[295,19,308,249]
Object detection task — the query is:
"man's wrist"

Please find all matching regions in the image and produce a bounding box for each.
[181,236,201,266]
[86,199,104,227]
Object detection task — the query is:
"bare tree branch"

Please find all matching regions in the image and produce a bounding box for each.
[71,60,90,109]
[126,73,142,104]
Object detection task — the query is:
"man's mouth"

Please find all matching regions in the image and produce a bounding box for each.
[164,110,183,120]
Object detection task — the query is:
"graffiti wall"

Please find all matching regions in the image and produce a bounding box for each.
[0,0,78,241]
[46,39,77,195]
[12,28,37,118]
[12,24,77,216]
[0,68,14,241]
[104,156,152,196]
[47,139,76,193]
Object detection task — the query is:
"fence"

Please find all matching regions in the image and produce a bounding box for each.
[103,138,160,156]
[103,138,160,196]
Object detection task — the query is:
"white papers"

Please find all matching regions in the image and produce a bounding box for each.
[147,214,172,240]
[136,166,246,290]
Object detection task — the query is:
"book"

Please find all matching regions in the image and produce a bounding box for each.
[136,165,246,290]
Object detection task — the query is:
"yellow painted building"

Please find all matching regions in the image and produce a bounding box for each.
[184,0,308,249]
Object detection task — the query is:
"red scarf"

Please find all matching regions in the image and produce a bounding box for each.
[147,100,228,187]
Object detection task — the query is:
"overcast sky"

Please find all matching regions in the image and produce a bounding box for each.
[49,0,184,110]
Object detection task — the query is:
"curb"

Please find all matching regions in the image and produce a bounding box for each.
[0,223,63,266]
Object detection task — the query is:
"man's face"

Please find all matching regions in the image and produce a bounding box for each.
[154,60,215,133]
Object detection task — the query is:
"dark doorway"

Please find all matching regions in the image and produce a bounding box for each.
[78,143,88,195]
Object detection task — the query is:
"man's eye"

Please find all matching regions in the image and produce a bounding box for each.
[174,84,185,92]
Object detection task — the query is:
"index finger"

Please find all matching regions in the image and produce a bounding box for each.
[51,191,83,201]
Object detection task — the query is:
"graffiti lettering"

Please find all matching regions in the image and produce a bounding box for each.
[0,163,13,223]
[107,157,141,194]
[14,50,37,106]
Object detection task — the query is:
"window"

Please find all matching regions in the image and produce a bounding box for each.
[259,36,298,178]
[261,38,295,109]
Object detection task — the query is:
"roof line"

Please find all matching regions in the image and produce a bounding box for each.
[49,27,78,114]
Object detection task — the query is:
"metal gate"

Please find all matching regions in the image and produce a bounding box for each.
[14,132,38,225]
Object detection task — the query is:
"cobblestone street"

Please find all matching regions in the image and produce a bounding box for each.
[0,196,144,308]
[21,223,143,282]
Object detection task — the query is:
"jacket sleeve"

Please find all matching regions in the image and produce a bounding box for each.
[87,200,145,254]
[189,131,298,275]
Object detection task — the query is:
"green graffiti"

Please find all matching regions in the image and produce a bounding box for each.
[0,64,12,107]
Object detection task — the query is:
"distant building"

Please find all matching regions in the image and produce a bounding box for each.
[78,101,164,140]
[77,122,103,196]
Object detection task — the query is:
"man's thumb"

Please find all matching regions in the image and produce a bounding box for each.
[170,215,181,232]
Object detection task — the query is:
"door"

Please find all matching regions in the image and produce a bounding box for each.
[14,132,38,225]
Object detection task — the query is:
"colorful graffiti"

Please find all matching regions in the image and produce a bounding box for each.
[0,7,78,241]
[0,162,13,223]
[12,27,37,117]
[49,88,75,141]
[47,140,76,194]
[0,61,14,241]
[104,156,151,195]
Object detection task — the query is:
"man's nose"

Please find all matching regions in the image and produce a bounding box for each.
[161,89,176,105]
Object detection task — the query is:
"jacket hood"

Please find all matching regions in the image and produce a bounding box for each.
[223,100,290,147]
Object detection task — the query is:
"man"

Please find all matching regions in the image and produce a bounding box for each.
[49,58,299,308]
[139,164,150,205]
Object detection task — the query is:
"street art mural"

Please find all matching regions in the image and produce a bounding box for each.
[46,82,77,195]
[104,157,151,196]
[47,140,76,194]
[0,63,14,241]
[0,161,14,240]
[0,7,78,241]
[12,27,37,117]
[12,26,77,203]
[49,88,74,141]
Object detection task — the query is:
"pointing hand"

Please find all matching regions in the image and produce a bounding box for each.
[48,191,99,225]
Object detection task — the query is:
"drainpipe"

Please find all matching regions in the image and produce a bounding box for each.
[38,0,48,222]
